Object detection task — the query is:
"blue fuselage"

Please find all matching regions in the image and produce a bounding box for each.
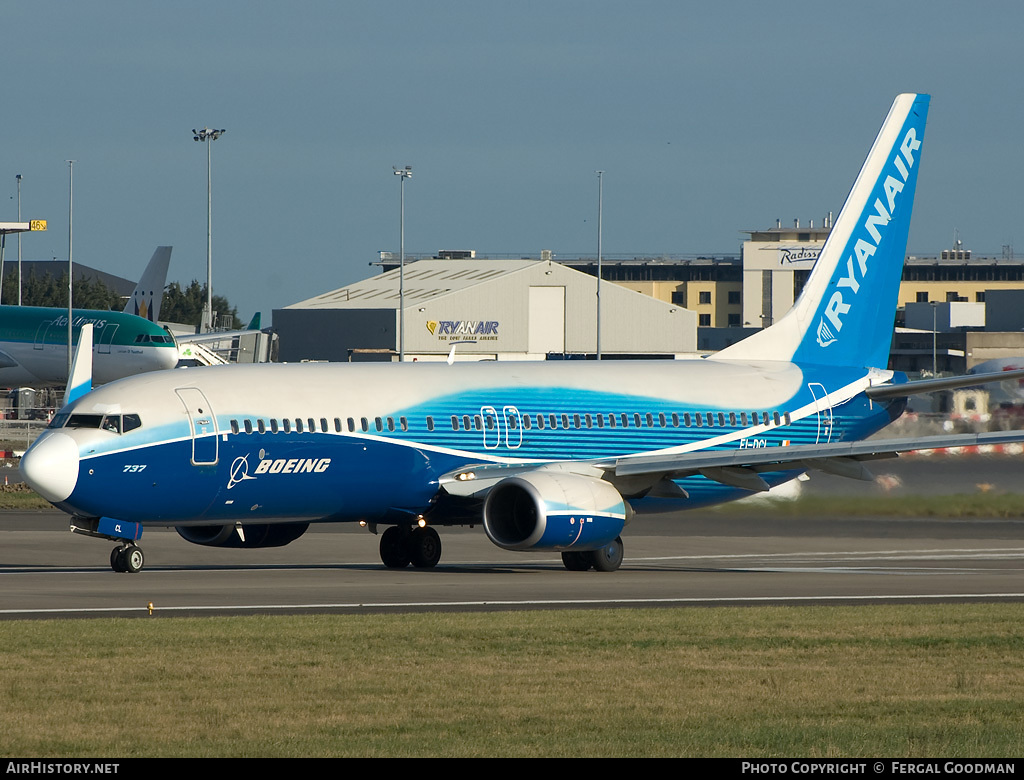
[24,359,899,527]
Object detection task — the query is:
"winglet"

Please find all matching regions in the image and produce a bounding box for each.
[64,323,93,406]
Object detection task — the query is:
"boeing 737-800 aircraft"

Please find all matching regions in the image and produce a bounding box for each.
[22,94,1024,574]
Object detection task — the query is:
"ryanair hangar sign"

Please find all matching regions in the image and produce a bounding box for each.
[426,320,501,342]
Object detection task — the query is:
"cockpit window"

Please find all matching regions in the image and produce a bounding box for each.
[66,414,104,429]
[49,413,143,434]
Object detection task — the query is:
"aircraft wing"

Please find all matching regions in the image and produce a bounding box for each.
[441,429,1024,498]
[610,429,1024,485]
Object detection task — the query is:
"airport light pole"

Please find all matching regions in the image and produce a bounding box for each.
[67,160,75,380]
[16,174,22,305]
[193,127,226,332]
[394,165,412,362]
[596,170,604,360]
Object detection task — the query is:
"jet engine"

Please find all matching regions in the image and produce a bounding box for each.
[482,471,628,551]
[176,522,309,548]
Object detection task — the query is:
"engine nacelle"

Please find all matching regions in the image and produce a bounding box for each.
[482,472,628,552]
[176,522,309,549]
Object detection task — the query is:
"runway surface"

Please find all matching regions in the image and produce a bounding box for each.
[2,455,1023,619]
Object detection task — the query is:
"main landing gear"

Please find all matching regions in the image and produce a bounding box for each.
[560,536,624,572]
[110,543,145,573]
[379,525,442,569]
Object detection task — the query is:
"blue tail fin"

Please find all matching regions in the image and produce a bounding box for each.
[717,93,929,369]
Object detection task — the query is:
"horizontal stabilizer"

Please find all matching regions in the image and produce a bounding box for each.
[867,368,1024,400]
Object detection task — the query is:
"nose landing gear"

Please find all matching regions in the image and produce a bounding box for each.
[70,517,146,573]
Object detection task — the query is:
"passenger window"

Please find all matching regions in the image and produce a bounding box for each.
[573,414,581,429]
[561,414,569,429]
[387,417,395,432]
[334,418,342,432]
[230,419,239,434]
[683,413,691,427]
[270,419,279,433]
[608,413,616,428]
[671,413,678,427]
[718,413,725,427]
[244,420,253,434]
[473,415,482,431]
[257,420,266,434]
[360,418,369,432]
[634,413,642,428]
[283,419,291,433]
[375,417,383,432]
[400,416,409,432]
[729,412,737,427]
[347,417,355,432]
[451,416,459,431]
[426,416,435,432]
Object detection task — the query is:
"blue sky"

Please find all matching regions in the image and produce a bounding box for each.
[3,1,1022,324]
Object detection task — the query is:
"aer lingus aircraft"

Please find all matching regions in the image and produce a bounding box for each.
[21,93,1024,574]
[0,247,177,388]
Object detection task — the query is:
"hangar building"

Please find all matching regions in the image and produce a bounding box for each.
[273,258,697,362]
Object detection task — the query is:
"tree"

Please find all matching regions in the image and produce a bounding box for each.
[160,280,240,330]
[2,269,124,310]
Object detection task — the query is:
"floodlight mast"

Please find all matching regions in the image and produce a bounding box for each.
[393,165,412,362]
[193,127,226,332]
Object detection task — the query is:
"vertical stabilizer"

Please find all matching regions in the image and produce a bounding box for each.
[64,324,93,406]
[125,246,171,322]
[717,94,929,368]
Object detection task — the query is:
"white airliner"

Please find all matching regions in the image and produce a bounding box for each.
[20,93,1024,574]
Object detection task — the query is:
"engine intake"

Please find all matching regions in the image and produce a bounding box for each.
[176,523,309,548]
[483,472,627,551]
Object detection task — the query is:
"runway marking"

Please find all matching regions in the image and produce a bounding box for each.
[636,548,1024,563]
[4,592,1024,616]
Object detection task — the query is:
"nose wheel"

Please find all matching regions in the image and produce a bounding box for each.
[110,544,145,573]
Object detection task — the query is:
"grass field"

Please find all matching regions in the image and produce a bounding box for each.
[2,605,1024,757]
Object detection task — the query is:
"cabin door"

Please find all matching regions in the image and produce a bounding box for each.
[807,382,834,444]
[175,387,219,465]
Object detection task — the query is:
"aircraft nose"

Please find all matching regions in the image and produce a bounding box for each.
[21,432,80,503]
